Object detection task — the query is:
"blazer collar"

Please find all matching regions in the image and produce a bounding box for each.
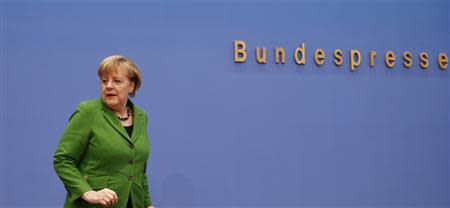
[99,99,144,144]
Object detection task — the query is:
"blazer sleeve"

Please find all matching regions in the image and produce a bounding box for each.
[143,169,153,207]
[53,102,94,202]
[143,113,153,207]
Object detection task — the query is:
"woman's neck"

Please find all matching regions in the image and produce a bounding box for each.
[117,106,128,116]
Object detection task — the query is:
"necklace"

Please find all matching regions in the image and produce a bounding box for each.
[117,107,131,121]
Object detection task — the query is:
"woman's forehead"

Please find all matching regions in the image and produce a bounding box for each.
[99,66,128,78]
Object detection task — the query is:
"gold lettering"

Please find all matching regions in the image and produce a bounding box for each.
[420,52,429,69]
[275,48,286,64]
[334,49,343,66]
[403,51,412,68]
[233,41,447,72]
[438,53,448,70]
[350,49,361,71]
[385,51,395,68]
[314,48,325,66]
[234,40,247,63]
[294,43,306,65]
[256,48,267,64]
[369,51,376,67]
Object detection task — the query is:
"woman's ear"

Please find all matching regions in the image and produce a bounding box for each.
[129,81,135,94]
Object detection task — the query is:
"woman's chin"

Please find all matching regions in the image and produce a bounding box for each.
[102,99,119,108]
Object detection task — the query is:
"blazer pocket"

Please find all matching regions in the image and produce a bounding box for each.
[87,175,109,190]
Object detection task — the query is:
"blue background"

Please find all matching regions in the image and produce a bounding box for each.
[1,0,449,207]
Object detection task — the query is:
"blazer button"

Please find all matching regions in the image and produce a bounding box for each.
[129,144,134,149]
[128,160,134,165]
[128,176,133,181]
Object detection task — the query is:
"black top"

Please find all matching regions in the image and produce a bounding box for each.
[124,125,134,208]
[124,125,133,138]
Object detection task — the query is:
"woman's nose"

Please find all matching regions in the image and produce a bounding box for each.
[106,80,113,88]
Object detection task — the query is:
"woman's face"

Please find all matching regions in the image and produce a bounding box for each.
[100,67,135,112]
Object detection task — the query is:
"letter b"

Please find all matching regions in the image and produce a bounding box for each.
[234,40,247,63]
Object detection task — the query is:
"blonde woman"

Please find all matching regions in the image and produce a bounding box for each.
[54,55,154,208]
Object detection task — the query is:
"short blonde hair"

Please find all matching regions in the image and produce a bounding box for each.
[97,55,142,97]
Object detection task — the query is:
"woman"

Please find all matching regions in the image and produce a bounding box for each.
[54,55,154,208]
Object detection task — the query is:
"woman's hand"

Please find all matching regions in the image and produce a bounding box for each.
[81,188,118,207]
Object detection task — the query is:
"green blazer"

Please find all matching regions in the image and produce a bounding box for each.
[54,99,152,208]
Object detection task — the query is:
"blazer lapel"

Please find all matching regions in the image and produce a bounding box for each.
[131,109,144,143]
[100,100,133,144]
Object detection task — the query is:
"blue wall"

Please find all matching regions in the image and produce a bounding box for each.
[1,0,449,207]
